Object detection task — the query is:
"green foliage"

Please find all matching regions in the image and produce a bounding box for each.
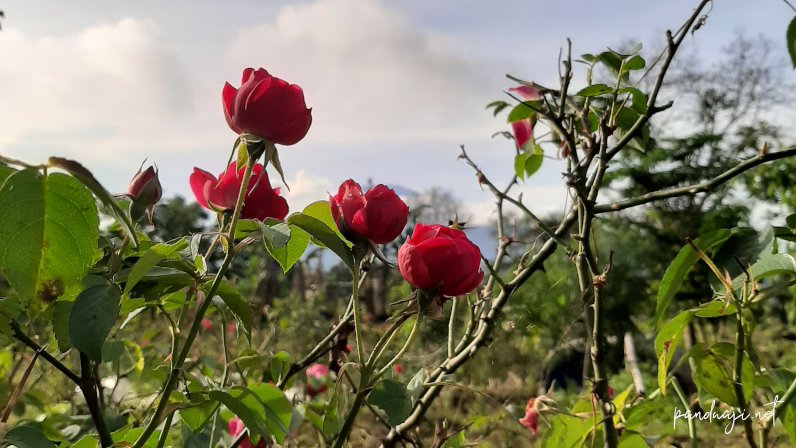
[2,425,54,447]
[68,283,121,362]
[0,169,99,307]
[287,203,354,270]
[367,379,415,427]
[655,229,731,329]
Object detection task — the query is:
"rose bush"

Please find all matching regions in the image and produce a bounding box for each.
[190,162,288,221]
[223,67,312,145]
[329,179,409,244]
[397,223,483,297]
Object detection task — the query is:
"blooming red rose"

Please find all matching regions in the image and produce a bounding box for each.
[518,397,539,436]
[190,162,288,221]
[397,224,483,297]
[223,67,312,145]
[329,179,409,244]
[228,416,266,448]
[306,363,330,397]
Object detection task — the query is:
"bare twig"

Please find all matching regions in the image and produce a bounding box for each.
[594,147,796,213]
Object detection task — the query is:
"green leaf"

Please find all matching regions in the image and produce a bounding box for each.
[2,425,54,447]
[506,103,538,123]
[248,383,292,442]
[209,389,269,440]
[68,283,121,362]
[52,300,74,352]
[69,435,99,448]
[541,414,594,448]
[367,379,413,427]
[123,241,186,297]
[786,213,796,230]
[211,385,291,443]
[301,201,350,246]
[597,51,623,75]
[692,301,736,318]
[744,253,796,282]
[655,310,694,395]
[180,401,218,433]
[624,54,645,71]
[691,343,754,406]
[524,152,544,178]
[788,16,796,69]
[261,221,290,248]
[485,100,509,116]
[576,84,613,97]
[618,87,647,114]
[655,229,731,329]
[322,389,340,441]
[617,430,648,448]
[205,281,252,343]
[514,153,529,180]
[287,213,354,270]
[407,368,425,407]
[265,223,309,273]
[47,157,138,248]
[0,169,100,306]
[0,163,16,185]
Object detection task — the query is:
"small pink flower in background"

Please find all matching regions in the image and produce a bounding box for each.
[228,416,266,448]
[200,319,213,331]
[507,84,541,153]
[223,67,312,146]
[518,397,539,436]
[509,85,542,101]
[226,321,237,334]
[393,364,404,375]
[306,363,330,397]
[511,119,533,152]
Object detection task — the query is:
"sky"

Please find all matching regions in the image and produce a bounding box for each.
[1,0,794,226]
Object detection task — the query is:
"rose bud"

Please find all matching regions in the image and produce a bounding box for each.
[126,165,162,223]
[511,119,533,152]
[398,223,483,298]
[228,416,266,448]
[189,162,288,221]
[306,363,330,398]
[508,85,542,102]
[223,67,312,145]
[329,179,409,244]
[393,364,404,375]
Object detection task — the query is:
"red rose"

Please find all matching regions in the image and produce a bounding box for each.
[397,224,483,297]
[223,67,312,145]
[329,179,409,244]
[190,162,288,221]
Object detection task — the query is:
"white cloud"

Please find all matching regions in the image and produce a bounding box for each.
[227,0,496,145]
[282,169,333,213]
[0,18,221,165]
